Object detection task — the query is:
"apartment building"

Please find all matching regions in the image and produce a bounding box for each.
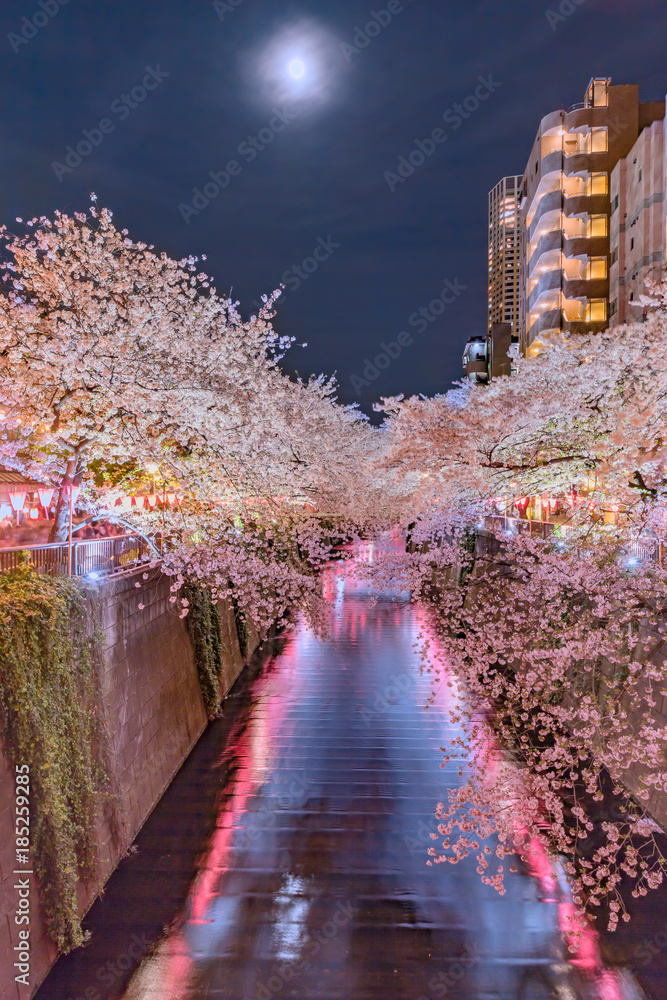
[488,175,522,334]
[518,77,665,356]
[610,110,667,326]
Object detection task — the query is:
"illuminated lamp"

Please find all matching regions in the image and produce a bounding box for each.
[9,492,26,512]
[146,495,158,508]
[64,485,81,504]
[549,498,558,510]
[38,488,55,512]
[29,509,39,520]
[166,493,176,505]
[9,491,26,526]
[119,496,133,511]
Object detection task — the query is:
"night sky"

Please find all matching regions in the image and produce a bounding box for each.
[1,0,666,416]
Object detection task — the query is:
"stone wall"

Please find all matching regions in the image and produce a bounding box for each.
[0,566,252,1000]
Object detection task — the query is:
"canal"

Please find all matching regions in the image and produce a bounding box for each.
[38,554,667,999]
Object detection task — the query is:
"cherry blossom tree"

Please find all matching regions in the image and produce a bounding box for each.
[0,200,388,633]
[368,288,667,929]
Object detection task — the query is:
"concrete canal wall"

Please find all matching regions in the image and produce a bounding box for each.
[0,566,257,1000]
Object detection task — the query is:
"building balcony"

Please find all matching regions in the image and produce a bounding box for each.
[527,308,563,345]
[563,235,608,259]
[527,229,562,268]
[563,277,609,302]
[563,193,610,219]
[539,150,564,177]
[528,189,563,242]
[528,270,563,313]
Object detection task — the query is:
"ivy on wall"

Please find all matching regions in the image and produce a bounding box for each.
[0,565,122,953]
[182,580,224,718]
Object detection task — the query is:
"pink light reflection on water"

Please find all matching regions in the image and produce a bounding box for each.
[414,603,634,1000]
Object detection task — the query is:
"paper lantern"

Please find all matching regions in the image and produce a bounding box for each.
[9,492,26,512]
[29,509,39,520]
[38,488,55,510]
[146,495,158,508]
[64,485,81,503]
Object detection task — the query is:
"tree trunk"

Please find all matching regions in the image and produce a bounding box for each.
[49,460,81,544]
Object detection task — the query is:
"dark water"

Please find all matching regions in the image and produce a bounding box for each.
[38,554,667,999]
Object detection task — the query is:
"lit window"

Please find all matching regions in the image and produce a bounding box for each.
[587,257,607,279]
[590,79,609,108]
[590,128,608,153]
[587,215,608,238]
[588,172,608,196]
[585,299,607,322]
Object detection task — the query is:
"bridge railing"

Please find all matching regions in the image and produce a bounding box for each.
[0,534,157,578]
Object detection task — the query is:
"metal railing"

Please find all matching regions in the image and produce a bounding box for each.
[0,533,156,578]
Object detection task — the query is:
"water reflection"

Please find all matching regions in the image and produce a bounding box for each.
[107,553,644,999]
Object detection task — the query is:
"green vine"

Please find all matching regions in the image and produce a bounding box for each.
[182,580,224,717]
[0,565,122,953]
[232,592,250,658]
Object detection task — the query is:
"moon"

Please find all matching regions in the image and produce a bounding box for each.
[287,58,306,80]
[245,19,341,108]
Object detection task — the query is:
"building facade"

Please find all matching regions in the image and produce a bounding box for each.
[488,175,522,334]
[609,109,667,326]
[518,78,665,356]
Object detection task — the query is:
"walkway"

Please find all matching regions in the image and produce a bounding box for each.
[38,555,665,999]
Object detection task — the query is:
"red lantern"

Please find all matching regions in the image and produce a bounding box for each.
[146,494,158,508]
[29,509,39,520]
[64,485,81,504]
